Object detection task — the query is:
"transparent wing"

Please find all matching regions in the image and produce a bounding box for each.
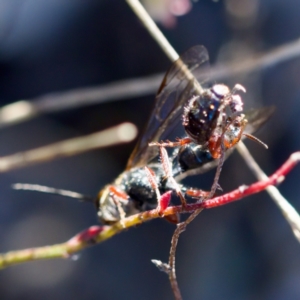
[175,106,276,180]
[243,106,276,135]
[126,45,210,169]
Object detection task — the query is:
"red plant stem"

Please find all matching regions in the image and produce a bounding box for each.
[154,152,300,216]
[0,152,299,270]
[202,152,299,209]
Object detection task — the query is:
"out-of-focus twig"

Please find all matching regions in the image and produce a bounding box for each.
[0,75,161,128]
[0,151,299,270]
[209,37,300,81]
[126,0,179,61]
[127,0,204,98]
[0,122,137,172]
[1,37,300,128]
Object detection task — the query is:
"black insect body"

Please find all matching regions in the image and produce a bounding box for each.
[172,105,273,179]
[172,144,213,176]
[183,84,230,146]
[180,83,248,159]
[97,45,274,224]
[98,164,163,223]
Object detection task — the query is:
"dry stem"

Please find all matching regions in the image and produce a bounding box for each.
[0,122,137,172]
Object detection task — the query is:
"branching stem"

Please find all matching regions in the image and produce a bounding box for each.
[0,151,299,270]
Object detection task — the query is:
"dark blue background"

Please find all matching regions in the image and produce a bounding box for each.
[0,1,300,299]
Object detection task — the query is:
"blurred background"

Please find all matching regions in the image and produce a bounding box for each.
[0,0,300,299]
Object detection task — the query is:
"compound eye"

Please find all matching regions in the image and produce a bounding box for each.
[211,84,230,98]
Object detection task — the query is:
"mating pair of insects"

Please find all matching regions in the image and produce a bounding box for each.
[97,45,274,224]
[16,45,273,224]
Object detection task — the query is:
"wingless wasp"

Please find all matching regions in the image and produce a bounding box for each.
[97,45,275,224]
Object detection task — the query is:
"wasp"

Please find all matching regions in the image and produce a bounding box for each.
[97,45,275,224]
[13,46,274,224]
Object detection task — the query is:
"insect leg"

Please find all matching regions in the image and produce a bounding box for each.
[185,188,210,199]
[144,166,163,213]
[159,146,187,207]
[144,166,179,223]
[149,137,192,148]
[108,186,129,221]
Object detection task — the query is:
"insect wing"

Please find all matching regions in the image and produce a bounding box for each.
[127,45,210,169]
[243,106,276,135]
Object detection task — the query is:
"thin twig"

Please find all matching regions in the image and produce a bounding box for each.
[0,75,161,128]
[168,209,203,300]
[126,0,178,61]
[0,151,299,269]
[1,37,300,127]
[168,141,227,299]
[0,122,137,172]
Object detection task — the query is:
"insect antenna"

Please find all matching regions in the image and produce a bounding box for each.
[243,133,268,149]
[12,183,95,203]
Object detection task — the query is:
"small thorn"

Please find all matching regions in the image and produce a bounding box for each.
[216,183,223,192]
[238,185,248,193]
[151,259,171,274]
[276,175,285,184]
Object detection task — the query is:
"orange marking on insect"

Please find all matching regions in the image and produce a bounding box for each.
[108,186,128,201]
